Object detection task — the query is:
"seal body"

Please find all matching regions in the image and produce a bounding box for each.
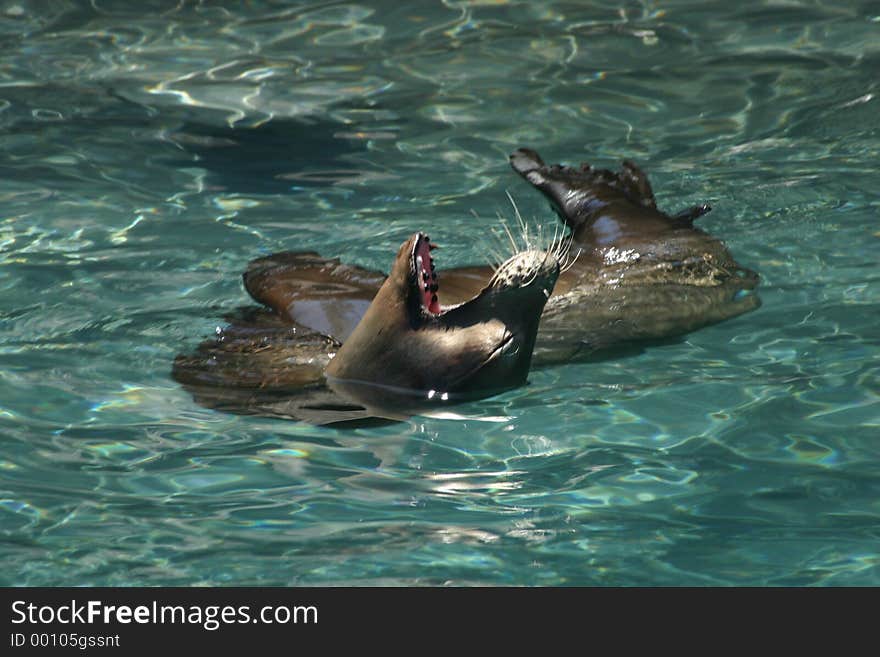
[506,148,760,362]
[326,234,559,398]
[173,148,759,422]
[173,231,561,424]
[240,149,759,364]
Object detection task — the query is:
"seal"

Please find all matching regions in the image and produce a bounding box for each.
[230,148,760,365]
[326,232,560,399]
[173,148,760,422]
[506,148,760,362]
[173,231,562,424]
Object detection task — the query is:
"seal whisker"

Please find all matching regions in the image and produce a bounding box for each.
[560,241,581,274]
[508,191,533,253]
[475,209,511,270]
[485,188,581,286]
[485,244,505,273]
[532,220,543,255]
[499,214,520,258]
[488,225,515,266]
[551,222,562,260]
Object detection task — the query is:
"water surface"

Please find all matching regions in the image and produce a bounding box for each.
[1,0,878,586]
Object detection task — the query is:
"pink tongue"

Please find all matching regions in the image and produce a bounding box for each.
[416,238,440,314]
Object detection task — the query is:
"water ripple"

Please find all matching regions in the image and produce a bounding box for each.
[0,0,878,586]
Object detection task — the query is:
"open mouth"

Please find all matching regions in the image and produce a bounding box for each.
[412,233,441,314]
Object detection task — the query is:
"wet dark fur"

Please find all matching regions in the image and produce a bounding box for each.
[174,232,559,424]
[173,148,760,422]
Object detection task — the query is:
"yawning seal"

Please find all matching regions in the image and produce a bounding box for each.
[173,230,563,424]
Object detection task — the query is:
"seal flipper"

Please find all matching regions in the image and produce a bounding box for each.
[171,308,387,425]
[509,147,593,229]
[509,148,660,230]
[172,308,334,390]
[508,147,549,188]
[244,251,386,343]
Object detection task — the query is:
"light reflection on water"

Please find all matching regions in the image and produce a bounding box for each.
[0,0,878,586]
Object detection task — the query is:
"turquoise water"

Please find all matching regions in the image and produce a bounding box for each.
[1,0,878,586]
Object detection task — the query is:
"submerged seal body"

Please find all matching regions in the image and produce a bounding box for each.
[173,231,561,424]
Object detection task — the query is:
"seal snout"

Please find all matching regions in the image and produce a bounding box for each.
[490,248,562,296]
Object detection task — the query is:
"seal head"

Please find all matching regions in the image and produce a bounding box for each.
[325,232,560,407]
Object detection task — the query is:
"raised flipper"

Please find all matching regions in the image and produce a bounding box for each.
[171,308,386,425]
[509,147,662,230]
[244,251,386,343]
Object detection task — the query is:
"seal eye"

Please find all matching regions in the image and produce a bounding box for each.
[413,235,441,314]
